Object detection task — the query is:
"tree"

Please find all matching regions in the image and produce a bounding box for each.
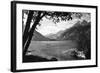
[23,10,83,56]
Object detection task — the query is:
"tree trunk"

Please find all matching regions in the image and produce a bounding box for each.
[23,11,34,48]
[23,11,42,56]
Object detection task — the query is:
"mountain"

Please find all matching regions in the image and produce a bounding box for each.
[73,20,90,27]
[45,20,91,41]
[45,30,64,40]
[32,30,50,41]
[58,20,91,41]
[57,20,91,59]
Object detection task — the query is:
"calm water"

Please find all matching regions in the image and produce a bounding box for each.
[27,41,78,60]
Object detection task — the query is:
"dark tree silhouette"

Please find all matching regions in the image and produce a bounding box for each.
[23,11,34,47]
[23,10,83,56]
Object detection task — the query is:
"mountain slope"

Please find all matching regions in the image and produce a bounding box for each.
[32,30,50,41]
[58,20,91,41]
[57,20,91,59]
[45,30,64,40]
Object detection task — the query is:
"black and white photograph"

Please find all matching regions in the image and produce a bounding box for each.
[11,1,97,72]
[22,10,91,62]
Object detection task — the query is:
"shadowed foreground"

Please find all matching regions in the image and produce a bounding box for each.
[23,55,58,62]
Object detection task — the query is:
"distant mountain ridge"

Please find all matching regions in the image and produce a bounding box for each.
[45,20,91,41]
[32,30,50,41]
[32,20,90,42]
[45,30,64,40]
[58,20,91,41]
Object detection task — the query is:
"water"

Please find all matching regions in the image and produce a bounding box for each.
[27,41,78,60]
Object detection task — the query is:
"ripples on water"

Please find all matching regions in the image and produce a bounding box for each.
[27,41,78,60]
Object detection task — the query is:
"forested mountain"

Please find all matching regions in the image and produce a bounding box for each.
[32,30,50,41]
[58,20,91,59]
[45,30,64,40]
[58,20,91,41]
[45,20,91,43]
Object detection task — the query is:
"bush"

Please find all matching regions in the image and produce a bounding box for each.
[23,55,58,62]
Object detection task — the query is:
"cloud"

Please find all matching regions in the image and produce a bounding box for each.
[36,18,77,35]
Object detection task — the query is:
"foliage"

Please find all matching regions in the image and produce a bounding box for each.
[59,20,91,59]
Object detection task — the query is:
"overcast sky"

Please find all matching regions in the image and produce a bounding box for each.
[23,12,90,36]
[36,18,78,35]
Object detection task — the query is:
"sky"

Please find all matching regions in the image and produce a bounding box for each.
[36,18,78,35]
[23,12,90,36]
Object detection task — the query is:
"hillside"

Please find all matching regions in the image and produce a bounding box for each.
[32,30,50,41]
[45,30,64,40]
[58,20,91,59]
[58,20,91,41]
